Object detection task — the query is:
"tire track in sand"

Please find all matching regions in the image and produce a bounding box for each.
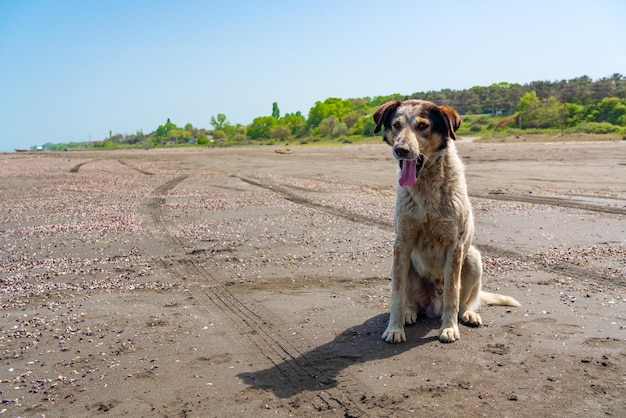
[69,159,99,173]
[145,175,369,416]
[234,175,392,231]
[235,175,623,287]
[471,192,626,216]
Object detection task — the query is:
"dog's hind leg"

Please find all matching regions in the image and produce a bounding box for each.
[459,245,483,327]
[405,266,422,325]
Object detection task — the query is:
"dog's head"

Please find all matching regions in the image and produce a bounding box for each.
[373,100,461,186]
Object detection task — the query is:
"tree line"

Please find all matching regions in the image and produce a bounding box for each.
[38,74,626,150]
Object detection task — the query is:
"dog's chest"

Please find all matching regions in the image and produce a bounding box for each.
[395,188,465,251]
[396,186,461,224]
[404,215,459,279]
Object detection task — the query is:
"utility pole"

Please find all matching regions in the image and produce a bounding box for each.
[561,86,567,137]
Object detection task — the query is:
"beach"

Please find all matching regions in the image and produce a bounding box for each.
[1,141,624,417]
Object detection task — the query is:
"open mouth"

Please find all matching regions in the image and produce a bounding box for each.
[398,154,424,187]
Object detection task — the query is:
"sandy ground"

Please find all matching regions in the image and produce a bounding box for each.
[1,140,625,417]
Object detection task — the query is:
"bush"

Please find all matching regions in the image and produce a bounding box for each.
[572,122,620,134]
[271,125,290,140]
[232,133,248,143]
[332,122,349,137]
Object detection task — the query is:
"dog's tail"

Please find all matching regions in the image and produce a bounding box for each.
[480,291,521,307]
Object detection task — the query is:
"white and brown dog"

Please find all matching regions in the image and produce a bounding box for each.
[374,100,520,343]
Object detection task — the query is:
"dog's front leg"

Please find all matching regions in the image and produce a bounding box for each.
[439,244,463,343]
[382,239,411,343]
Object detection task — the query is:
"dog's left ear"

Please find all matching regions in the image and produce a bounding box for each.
[373,100,401,134]
[437,105,461,140]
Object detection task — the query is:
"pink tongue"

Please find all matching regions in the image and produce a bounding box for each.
[399,159,417,187]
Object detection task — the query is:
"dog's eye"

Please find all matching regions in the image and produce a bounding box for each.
[392,121,401,130]
[416,122,428,130]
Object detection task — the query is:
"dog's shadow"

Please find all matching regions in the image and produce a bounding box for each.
[236,313,439,398]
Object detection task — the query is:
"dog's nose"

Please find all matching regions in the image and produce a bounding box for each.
[394,147,410,159]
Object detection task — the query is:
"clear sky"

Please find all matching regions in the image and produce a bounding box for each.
[1,0,625,151]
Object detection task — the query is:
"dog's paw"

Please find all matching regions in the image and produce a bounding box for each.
[438,325,460,343]
[405,304,418,325]
[461,311,482,327]
[382,326,406,343]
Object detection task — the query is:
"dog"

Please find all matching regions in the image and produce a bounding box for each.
[373,100,520,343]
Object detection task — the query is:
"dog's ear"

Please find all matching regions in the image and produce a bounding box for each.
[438,105,461,140]
[373,100,401,134]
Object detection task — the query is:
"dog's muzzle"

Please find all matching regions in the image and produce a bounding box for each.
[393,146,412,160]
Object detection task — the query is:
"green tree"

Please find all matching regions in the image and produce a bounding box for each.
[370,93,405,107]
[517,91,562,128]
[592,77,617,100]
[613,73,626,99]
[156,118,178,138]
[165,128,191,143]
[281,112,306,136]
[350,115,377,136]
[564,103,586,127]
[347,97,370,109]
[454,89,481,114]
[210,114,229,130]
[306,98,354,129]
[342,111,361,129]
[566,75,593,104]
[248,116,277,139]
[529,80,560,100]
[272,102,280,119]
[517,91,540,114]
[586,97,626,125]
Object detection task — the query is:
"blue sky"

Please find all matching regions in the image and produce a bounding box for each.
[1,0,625,151]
